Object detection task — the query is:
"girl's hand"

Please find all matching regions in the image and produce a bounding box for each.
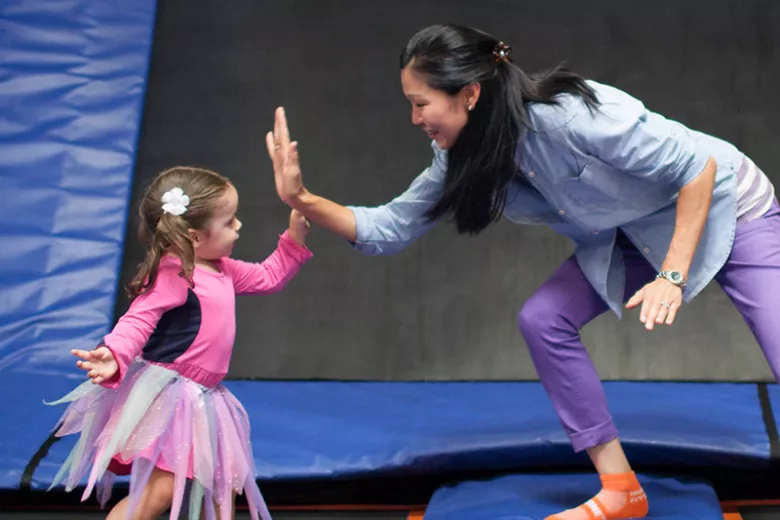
[288,209,310,245]
[71,346,118,384]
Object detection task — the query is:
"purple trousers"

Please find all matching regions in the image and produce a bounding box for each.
[518,200,780,453]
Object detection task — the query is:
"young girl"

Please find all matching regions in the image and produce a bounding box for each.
[46,166,313,520]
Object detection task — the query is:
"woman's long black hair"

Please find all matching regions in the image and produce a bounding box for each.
[400,24,600,234]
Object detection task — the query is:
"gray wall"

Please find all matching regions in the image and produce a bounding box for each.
[122,0,780,381]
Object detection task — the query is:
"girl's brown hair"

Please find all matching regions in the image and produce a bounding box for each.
[128,166,231,299]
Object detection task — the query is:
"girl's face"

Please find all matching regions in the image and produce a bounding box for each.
[191,184,242,260]
[401,64,478,150]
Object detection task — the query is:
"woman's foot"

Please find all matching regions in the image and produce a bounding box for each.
[545,472,648,520]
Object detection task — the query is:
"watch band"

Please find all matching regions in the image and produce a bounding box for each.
[657,270,686,288]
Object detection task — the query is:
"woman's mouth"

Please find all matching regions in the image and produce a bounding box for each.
[425,129,439,139]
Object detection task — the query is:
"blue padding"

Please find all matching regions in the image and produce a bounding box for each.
[0,373,82,489]
[24,381,771,490]
[236,382,767,480]
[0,0,157,489]
[423,473,723,520]
[603,382,769,468]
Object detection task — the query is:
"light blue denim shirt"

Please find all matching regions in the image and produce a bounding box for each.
[348,81,742,317]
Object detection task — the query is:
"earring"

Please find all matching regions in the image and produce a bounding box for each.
[468,104,473,111]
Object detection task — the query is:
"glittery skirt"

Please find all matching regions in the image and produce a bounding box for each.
[45,361,271,520]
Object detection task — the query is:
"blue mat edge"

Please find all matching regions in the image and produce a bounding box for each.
[12,380,774,491]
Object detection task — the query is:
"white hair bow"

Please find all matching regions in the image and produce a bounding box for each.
[161,187,190,216]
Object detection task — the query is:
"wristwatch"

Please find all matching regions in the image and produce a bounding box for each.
[657,270,686,289]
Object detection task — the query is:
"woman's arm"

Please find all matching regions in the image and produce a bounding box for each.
[625,157,716,329]
[266,107,446,255]
[292,190,357,241]
[661,156,716,280]
[566,85,718,329]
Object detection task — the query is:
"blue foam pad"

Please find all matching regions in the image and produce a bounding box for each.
[0,0,157,378]
[232,381,766,480]
[0,0,156,490]
[0,373,82,490]
[423,473,723,520]
[21,381,772,490]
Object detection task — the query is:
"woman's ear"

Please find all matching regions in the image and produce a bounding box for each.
[462,82,482,110]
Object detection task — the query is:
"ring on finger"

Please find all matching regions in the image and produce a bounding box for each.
[660,301,671,308]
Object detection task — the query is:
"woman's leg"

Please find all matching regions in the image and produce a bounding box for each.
[519,233,655,519]
[715,201,780,379]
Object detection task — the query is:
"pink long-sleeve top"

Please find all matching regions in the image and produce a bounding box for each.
[101,231,312,388]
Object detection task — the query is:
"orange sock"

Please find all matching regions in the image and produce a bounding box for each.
[545,472,648,520]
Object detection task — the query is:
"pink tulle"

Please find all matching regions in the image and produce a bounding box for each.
[47,361,271,520]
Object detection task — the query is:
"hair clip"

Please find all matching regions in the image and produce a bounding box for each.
[493,41,512,63]
[161,187,190,216]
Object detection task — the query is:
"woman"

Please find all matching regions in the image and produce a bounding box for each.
[266,24,777,520]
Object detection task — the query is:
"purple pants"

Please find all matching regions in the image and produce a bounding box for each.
[518,200,780,453]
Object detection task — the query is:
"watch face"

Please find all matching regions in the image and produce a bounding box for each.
[669,272,683,283]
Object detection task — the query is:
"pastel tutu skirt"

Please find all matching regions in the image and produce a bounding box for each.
[46,361,271,520]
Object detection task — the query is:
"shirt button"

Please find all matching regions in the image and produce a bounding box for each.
[558,209,565,215]
[643,247,650,253]
[529,172,536,178]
